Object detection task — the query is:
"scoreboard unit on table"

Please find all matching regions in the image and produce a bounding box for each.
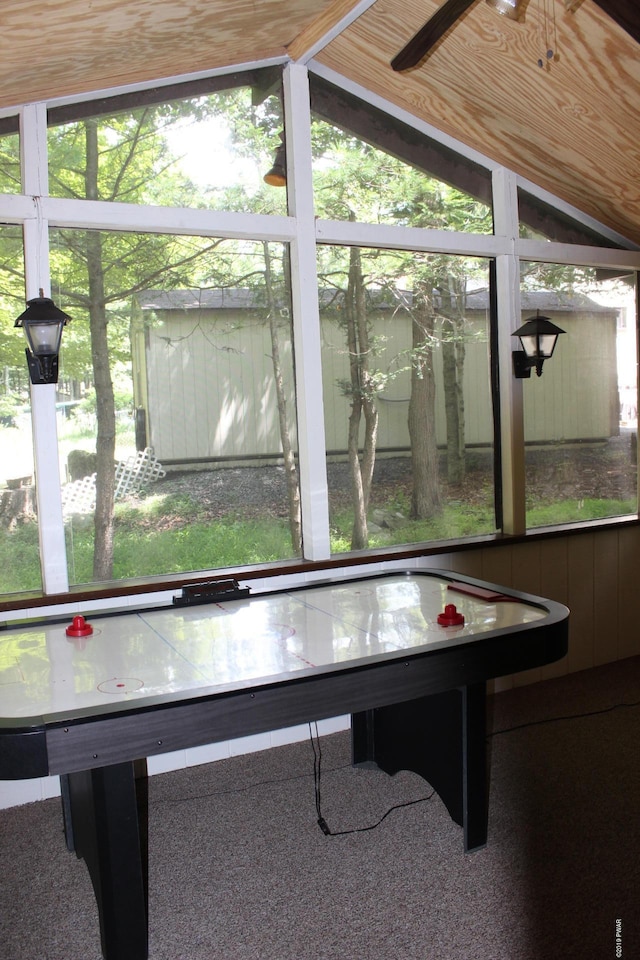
[0,569,569,960]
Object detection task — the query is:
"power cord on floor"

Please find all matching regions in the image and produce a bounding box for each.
[153,698,640,814]
[488,697,640,737]
[309,721,435,838]
[311,698,640,837]
[154,761,351,805]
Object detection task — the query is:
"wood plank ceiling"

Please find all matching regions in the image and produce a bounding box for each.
[0,0,638,245]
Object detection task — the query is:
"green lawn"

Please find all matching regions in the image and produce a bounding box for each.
[2,491,635,594]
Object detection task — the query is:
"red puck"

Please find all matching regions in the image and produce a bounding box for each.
[66,615,93,637]
[437,603,464,627]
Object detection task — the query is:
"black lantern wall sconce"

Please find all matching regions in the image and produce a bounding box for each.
[14,291,71,385]
[512,310,565,378]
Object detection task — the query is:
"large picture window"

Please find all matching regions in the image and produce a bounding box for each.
[47,69,286,217]
[50,229,299,585]
[0,64,638,601]
[520,262,637,527]
[0,225,42,593]
[310,77,493,233]
[317,245,496,553]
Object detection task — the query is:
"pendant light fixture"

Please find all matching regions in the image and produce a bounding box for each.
[485,0,530,21]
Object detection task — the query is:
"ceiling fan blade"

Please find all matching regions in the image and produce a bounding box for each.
[590,0,640,45]
[391,0,477,72]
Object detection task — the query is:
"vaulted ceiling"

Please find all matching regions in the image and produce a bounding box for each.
[1,0,639,245]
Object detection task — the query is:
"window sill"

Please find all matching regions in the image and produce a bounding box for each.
[1,514,638,614]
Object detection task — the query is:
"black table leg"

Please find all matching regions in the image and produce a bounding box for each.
[352,682,488,852]
[63,760,148,960]
[461,682,489,852]
[60,772,75,852]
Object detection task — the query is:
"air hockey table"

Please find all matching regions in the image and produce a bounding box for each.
[0,569,568,960]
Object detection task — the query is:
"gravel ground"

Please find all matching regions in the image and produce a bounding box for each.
[152,455,449,520]
[148,433,637,523]
[2,435,635,531]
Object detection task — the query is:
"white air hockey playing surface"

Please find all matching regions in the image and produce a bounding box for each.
[0,573,547,721]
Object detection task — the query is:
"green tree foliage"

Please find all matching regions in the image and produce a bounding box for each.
[0,79,495,581]
[199,86,496,544]
[0,149,35,551]
[0,128,20,194]
[312,127,492,536]
[46,100,241,580]
[0,218,29,393]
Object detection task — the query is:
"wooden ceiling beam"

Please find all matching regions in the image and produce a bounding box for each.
[391,0,477,72]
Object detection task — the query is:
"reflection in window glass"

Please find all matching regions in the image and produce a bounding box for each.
[318,245,496,553]
[50,229,299,585]
[520,263,638,527]
[0,123,20,195]
[0,225,42,594]
[47,81,286,216]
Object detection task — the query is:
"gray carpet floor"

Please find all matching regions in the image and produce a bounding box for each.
[1,656,639,960]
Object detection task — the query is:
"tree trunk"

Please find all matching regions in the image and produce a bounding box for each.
[442,321,465,484]
[263,242,302,555]
[355,252,378,518]
[409,290,441,520]
[441,277,466,485]
[455,326,466,474]
[345,243,378,550]
[85,119,117,581]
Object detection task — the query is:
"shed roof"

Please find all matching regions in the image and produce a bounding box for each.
[137,287,618,315]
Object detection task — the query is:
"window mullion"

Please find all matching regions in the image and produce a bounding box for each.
[283,62,331,560]
[21,103,70,594]
[493,166,526,536]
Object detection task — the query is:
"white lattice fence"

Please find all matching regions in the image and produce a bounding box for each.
[61,474,97,515]
[114,447,166,499]
[62,448,165,516]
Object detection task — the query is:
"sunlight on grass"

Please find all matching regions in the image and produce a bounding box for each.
[63,514,295,584]
[1,490,637,594]
[0,525,42,593]
[526,498,637,528]
[330,502,496,553]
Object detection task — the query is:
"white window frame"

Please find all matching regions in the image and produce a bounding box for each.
[1,59,639,597]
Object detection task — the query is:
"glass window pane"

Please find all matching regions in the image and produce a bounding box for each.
[47,75,286,216]
[518,188,623,247]
[0,120,20,194]
[310,80,492,232]
[50,229,299,585]
[318,245,496,553]
[520,263,638,527]
[0,225,42,594]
